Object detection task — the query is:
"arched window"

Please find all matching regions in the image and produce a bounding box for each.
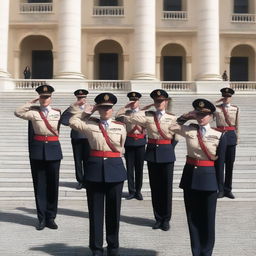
[164,0,182,11]
[234,0,248,13]
[99,0,118,6]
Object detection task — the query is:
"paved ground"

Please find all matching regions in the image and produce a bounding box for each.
[0,198,256,256]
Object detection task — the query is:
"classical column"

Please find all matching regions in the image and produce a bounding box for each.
[132,0,156,80]
[186,56,192,81]
[123,54,129,80]
[0,0,10,78]
[87,54,94,80]
[14,50,20,79]
[196,0,221,80]
[55,0,85,79]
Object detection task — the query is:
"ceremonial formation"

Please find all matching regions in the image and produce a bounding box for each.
[14,85,239,256]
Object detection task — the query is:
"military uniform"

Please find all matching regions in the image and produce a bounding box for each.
[14,85,62,230]
[170,99,226,256]
[121,89,178,231]
[69,93,126,256]
[115,92,146,200]
[214,87,239,199]
[60,89,90,189]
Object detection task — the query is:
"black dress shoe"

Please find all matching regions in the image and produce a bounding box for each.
[92,252,103,256]
[152,221,162,229]
[107,249,119,256]
[126,193,135,200]
[46,219,58,229]
[76,183,83,190]
[225,191,235,199]
[217,191,225,198]
[161,221,170,231]
[36,221,45,231]
[135,192,143,200]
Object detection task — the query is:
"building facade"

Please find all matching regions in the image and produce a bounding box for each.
[1,0,256,92]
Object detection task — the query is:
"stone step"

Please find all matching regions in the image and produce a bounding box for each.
[0,186,255,199]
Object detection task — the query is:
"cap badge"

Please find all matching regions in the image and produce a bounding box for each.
[225,88,229,92]
[104,94,109,101]
[199,101,205,108]
[43,86,48,92]
[79,90,83,94]
[157,91,161,96]
[132,92,136,97]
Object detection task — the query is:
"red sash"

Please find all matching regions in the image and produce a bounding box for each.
[98,122,119,152]
[221,106,232,127]
[197,129,217,161]
[39,111,59,137]
[153,114,171,140]
[128,124,144,135]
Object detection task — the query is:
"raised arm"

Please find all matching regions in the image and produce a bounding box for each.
[14,98,39,120]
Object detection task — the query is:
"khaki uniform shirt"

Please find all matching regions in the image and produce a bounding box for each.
[69,106,126,153]
[214,104,239,134]
[115,107,145,134]
[121,110,177,140]
[14,102,60,136]
[170,123,222,160]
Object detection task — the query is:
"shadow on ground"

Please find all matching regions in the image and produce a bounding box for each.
[30,243,158,256]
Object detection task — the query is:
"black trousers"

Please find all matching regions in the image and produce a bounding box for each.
[86,181,124,254]
[147,161,174,222]
[184,189,217,256]
[224,145,236,192]
[71,138,90,183]
[124,145,145,195]
[30,159,60,222]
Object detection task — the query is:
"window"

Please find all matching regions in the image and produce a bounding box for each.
[164,0,182,11]
[27,0,52,2]
[234,0,248,13]
[163,56,183,81]
[230,57,248,81]
[99,0,118,6]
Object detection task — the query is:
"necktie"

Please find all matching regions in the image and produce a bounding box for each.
[200,126,206,137]
[156,111,162,120]
[102,121,108,130]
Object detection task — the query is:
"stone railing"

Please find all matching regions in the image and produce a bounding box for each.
[88,80,130,91]
[15,79,47,89]
[162,11,188,20]
[87,80,131,91]
[93,6,124,16]
[162,81,195,92]
[230,82,256,91]
[20,3,53,13]
[231,14,256,23]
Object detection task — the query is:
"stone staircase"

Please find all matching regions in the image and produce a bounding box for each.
[0,90,255,201]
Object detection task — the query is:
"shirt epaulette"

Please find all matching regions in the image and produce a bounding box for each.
[125,109,133,115]
[189,123,199,129]
[52,108,61,113]
[231,104,239,109]
[112,120,125,126]
[30,106,40,111]
[145,111,155,116]
[89,117,100,123]
[166,111,175,116]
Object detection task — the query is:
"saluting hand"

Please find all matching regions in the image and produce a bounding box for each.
[124,101,135,108]
[141,103,154,111]
[30,98,39,104]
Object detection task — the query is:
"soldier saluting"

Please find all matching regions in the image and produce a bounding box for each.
[170,99,226,256]
[69,93,126,256]
[115,91,146,200]
[214,87,239,199]
[60,89,91,190]
[14,84,62,231]
[119,89,178,231]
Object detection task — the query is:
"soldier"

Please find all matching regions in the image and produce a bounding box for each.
[120,89,178,231]
[115,91,146,200]
[69,93,127,256]
[214,87,239,199]
[170,99,226,256]
[60,89,91,190]
[14,84,62,231]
